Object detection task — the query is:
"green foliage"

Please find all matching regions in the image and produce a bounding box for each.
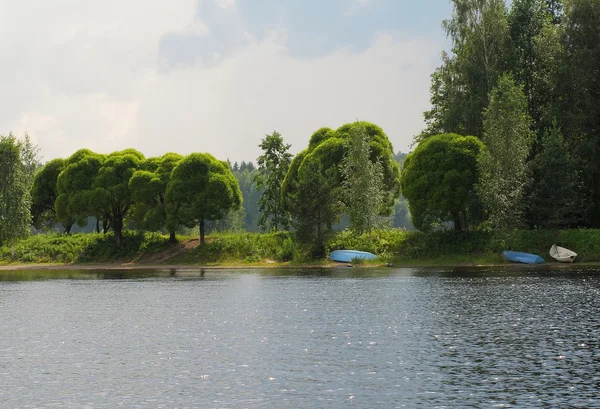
[177,231,296,264]
[423,0,511,138]
[0,134,39,247]
[340,123,384,234]
[55,149,105,229]
[524,122,585,228]
[232,168,260,231]
[282,121,400,223]
[559,0,600,226]
[288,157,342,258]
[31,158,69,231]
[166,153,242,244]
[255,131,292,232]
[477,74,533,229]
[402,133,486,232]
[0,231,173,263]
[129,153,183,240]
[89,149,145,246]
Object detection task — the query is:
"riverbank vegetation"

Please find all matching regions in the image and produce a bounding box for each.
[4,228,600,266]
[2,0,600,267]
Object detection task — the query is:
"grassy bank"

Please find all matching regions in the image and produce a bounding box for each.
[2,228,600,266]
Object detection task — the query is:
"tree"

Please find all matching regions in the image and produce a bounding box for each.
[282,121,401,220]
[401,133,485,232]
[288,157,342,258]
[509,0,552,129]
[557,0,600,226]
[88,149,144,247]
[524,121,585,228]
[254,131,292,232]
[423,0,512,139]
[166,153,242,244]
[56,149,105,232]
[129,153,183,242]
[477,74,533,229]
[233,167,261,231]
[0,134,35,252]
[340,123,384,234]
[30,158,73,232]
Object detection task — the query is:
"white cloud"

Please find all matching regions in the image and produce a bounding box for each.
[0,1,441,164]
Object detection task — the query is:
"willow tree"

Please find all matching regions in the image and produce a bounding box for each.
[129,153,183,242]
[55,149,105,232]
[31,158,72,232]
[166,153,242,244]
[401,133,485,232]
[89,149,145,247]
[282,121,401,230]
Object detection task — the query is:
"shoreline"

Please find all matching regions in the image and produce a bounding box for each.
[1,260,598,271]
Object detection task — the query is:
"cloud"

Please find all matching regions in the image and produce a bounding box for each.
[0,1,443,164]
[344,0,373,17]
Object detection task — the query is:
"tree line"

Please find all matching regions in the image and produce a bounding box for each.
[1,121,406,257]
[402,0,599,232]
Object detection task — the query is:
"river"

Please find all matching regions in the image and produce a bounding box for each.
[0,266,599,408]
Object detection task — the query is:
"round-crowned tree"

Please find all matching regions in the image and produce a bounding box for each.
[165,153,242,244]
[401,133,486,232]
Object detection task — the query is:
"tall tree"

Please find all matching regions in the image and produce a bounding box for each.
[0,134,38,253]
[422,0,511,139]
[166,153,242,244]
[509,0,551,128]
[401,133,486,232]
[340,123,384,234]
[288,157,342,258]
[558,0,600,226]
[524,122,585,228]
[477,74,533,229]
[254,131,292,232]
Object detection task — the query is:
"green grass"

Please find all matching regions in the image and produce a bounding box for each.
[2,227,600,266]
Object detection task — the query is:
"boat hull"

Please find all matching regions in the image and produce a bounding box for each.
[549,245,577,263]
[329,250,377,263]
[502,250,544,264]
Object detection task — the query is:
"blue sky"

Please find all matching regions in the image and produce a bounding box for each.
[161,0,452,65]
[0,0,454,162]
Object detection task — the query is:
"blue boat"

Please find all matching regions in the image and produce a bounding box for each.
[329,250,377,263]
[502,250,544,264]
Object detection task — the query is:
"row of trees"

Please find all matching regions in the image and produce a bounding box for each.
[0,120,402,256]
[403,0,598,232]
[31,149,241,246]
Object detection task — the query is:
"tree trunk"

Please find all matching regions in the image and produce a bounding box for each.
[96,218,100,233]
[453,213,463,232]
[64,223,72,235]
[199,219,206,245]
[103,219,110,234]
[169,230,177,244]
[113,218,123,247]
[10,238,15,260]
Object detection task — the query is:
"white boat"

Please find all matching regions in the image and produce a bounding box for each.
[549,244,577,263]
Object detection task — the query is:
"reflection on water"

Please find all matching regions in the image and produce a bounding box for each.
[0,266,599,408]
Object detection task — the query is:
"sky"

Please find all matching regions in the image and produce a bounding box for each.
[0,0,453,164]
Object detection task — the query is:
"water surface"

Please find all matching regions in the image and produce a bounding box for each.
[1,266,599,408]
